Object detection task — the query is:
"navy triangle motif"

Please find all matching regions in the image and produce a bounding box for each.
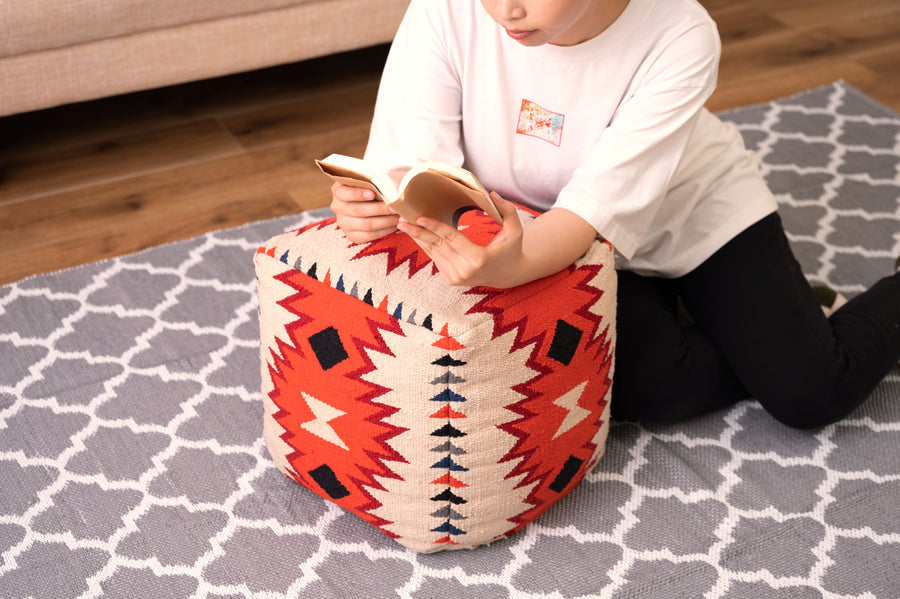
[431,456,469,472]
[336,274,345,292]
[430,522,467,535]
[279,250,290,265]
[429,389,467,403]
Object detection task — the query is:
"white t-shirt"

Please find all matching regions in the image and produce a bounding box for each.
[364,0,777,276]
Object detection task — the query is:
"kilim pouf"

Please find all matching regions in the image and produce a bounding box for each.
[254,209,616,553]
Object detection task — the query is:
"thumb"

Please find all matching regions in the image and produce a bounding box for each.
[491,192,521,224]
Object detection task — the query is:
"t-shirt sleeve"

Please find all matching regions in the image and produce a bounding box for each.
[553,22,721,260]
[363,0,465,171]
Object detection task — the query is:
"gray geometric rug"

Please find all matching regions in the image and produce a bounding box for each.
[1,81,898,598]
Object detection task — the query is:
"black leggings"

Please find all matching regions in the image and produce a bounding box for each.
[611,213,900,429]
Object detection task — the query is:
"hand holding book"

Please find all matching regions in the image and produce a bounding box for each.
[316,154,502,228]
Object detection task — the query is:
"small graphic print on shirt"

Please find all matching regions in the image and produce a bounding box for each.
[516,99,565,146]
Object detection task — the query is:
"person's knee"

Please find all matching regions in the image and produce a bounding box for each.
[611,353,735,422]
[757,384,860,430]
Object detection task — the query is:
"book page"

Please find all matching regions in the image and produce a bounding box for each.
[316,157,398,202]
[397,171,502,227]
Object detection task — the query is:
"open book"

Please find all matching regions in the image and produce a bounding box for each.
[315,153,502,228]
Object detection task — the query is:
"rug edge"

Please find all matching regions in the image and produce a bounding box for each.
[3,207,336,289]
[715,79,900,121]
[838,80,900,119]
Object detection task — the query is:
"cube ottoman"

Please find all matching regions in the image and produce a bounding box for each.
[255,209,616,553]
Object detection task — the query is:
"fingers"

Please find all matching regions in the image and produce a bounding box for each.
[491,191,518,221]
[337,217,400,244]
[490,191,523,236]
[398,218,489,286]
[399,216,455,258]
[398,216,458,253]
[397,192,528,288]
[331,181,377,204]
[330,182,400,243]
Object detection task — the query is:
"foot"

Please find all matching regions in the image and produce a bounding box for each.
[812,285,848,318]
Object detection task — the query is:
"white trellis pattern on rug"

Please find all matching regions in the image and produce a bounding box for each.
[0,81,898,598]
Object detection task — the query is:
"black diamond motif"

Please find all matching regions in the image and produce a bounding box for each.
[549,455,584,493]
[548,319,583,366]
[309,464,351,499]
[432,354,467,367]
[431,423,466,438]
[308,326,348,371]
[430,488,467,504]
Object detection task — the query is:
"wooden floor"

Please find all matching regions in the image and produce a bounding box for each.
[2,0,899,285]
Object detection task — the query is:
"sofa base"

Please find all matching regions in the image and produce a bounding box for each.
[0,0,408,116]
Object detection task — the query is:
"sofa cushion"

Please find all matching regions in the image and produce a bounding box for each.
[1,0,410,116]
[254,210,617,552]
[1,0,322,57]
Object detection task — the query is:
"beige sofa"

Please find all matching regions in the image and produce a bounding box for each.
[0,0,410,117]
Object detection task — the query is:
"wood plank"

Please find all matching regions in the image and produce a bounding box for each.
[0,192,303,286]
[288,135,369,210]
[0,119,245,204]
[0,124,370,257]
[0,45,388,162]
[852,46,900,113]
[707,60,878,113]
[815,11,900,59]
[710,7,788,44]
[767,0,900,28]
[717,29,848,84]
[698,0,755,17]
[222,82,379,150]
[717,9,900,79]
[710,9,900,112]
